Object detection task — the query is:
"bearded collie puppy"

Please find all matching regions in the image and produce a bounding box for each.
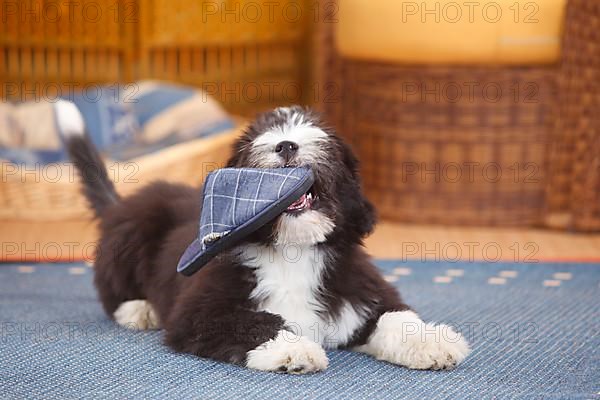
[59,100,470,374]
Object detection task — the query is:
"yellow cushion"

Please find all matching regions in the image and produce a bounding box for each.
[336,0,567,65]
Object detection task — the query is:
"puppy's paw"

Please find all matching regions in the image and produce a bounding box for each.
[404,322,470,370]
[246,330,328,374]
[355,311,470,370]
[113,300,161,330]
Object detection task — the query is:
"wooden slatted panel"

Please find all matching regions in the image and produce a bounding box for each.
[2,0,308,115]
[0,0,132,101]
[137,0,309,116]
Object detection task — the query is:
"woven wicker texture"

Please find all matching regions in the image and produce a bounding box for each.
[547,0,600,231]
[319,5,558,227]
[0,130,237,221]
[0,130,239,262]
[338,63,557,226]
[318,0,599,229]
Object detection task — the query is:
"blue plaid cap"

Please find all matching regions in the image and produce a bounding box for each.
[177,167,314,276]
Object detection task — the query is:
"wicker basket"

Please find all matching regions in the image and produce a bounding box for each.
[317,0,599,229]
[545,0,600,232]
[318,12,558,226]
[0,129,240,262]
[330,62,557,226]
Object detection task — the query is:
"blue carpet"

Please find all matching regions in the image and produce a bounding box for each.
[0,261,598,400]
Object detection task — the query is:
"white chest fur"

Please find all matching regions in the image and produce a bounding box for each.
[241,245,366,349]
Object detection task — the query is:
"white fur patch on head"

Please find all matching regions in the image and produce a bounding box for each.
[54,99,85,137]
[275,210,334,246]
[354,310,471,370]
[250,108,329,167]
[113,300,161,330]
[246,329,328,374]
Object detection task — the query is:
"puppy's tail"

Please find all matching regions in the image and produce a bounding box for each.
[56,99,120,217]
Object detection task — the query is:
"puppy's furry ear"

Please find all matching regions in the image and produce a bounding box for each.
[226,148,242,167]
[337,138,377,237]
[226,135,251,167]
[353,192,377,238]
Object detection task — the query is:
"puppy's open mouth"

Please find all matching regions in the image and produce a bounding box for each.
[286,187,317,214]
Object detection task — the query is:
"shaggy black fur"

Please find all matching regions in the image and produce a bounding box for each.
[68,106,409,367]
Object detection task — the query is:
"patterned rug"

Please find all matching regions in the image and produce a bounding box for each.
[0,261,598,399]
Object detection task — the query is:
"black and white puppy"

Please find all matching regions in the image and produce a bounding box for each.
[59,101,470,374]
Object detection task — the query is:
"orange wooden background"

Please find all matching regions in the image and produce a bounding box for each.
[0,0,311,115]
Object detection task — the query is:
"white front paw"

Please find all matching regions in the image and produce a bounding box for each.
[246,330,329,374]
[401,322,470,370]
[356,311,471,370]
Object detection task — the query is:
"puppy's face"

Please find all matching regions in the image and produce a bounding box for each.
[227,106,375,247]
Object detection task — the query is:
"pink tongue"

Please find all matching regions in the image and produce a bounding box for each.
[287,194,307,210]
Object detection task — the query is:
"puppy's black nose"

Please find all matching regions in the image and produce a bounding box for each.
[275,141,299,162]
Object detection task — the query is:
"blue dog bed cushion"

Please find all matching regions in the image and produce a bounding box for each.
[0,82,234,165]
[177,167,315,276]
